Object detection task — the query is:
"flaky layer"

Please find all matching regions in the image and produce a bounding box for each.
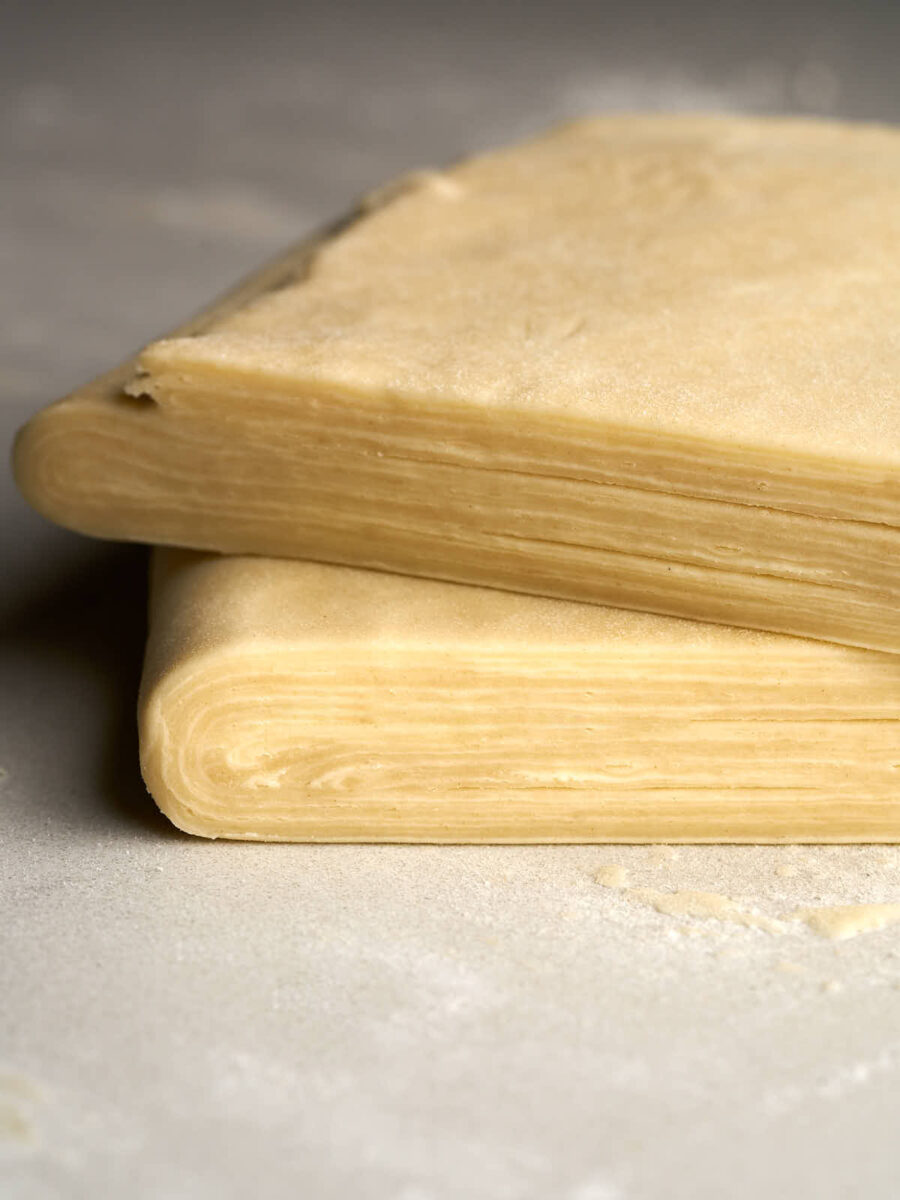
[139,552,900,841]
[19,384,900,652]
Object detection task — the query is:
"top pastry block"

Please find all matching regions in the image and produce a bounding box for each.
[13,115,900,650]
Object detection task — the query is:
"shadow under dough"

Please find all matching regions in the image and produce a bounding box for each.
[1,538,178,837]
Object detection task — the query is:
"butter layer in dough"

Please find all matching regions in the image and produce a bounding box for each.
[16,114,900,651]
[140,550,900,842]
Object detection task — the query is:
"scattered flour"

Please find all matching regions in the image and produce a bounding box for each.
[647,846,679,866]
[593,855,900,941]
[795,904,900,941]
[625,888,785,935]
[0,1070,42,1149]
[594,865,629,888]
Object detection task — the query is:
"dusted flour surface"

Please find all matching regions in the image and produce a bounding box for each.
[15,114,900,650]
[139,549,900,841]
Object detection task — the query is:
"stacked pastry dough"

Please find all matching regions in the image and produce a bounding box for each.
[15,115,900,840]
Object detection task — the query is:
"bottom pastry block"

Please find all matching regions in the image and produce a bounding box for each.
[139,550,900,842]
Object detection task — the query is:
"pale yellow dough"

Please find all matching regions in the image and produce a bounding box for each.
[15,115,900,649]
[140,550,900,842]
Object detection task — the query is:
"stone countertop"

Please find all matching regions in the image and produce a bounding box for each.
[3,2,900,1196]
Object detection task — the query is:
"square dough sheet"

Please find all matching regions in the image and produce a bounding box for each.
[16,114,900,651]
[140,550,900,841]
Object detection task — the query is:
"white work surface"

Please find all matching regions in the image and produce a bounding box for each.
[3,3,900,1196]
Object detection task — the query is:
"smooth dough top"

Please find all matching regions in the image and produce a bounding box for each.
[144,549,868,690]
[137,114,900,466]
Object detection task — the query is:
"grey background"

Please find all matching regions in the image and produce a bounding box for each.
[3,2,900,1197]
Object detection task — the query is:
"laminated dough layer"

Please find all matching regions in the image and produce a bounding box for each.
[16,114,900,651]
[140,550,900,842]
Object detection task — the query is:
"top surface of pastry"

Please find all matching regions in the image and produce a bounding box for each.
[135,114,900,465]
[149,550,867,666]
